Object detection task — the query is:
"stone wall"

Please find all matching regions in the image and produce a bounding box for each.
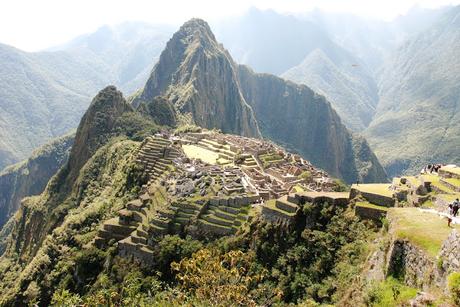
[438,230,460,287]
[350,188,395,207]
[355,205,387,222]
[386,239,435,290]
[261,206,295,223]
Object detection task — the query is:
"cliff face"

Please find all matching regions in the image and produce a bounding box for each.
[133,19,261,138]
[0,134,74,230]
[237,65,387,183]
[133,19,387,183]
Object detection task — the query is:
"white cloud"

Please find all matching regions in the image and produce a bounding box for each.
[0,0,459,51]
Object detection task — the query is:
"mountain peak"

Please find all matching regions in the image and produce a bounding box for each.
[172,18,218,51]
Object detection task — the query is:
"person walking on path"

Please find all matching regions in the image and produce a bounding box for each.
[453,198,460,217]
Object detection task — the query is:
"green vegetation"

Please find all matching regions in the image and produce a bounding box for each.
[182,144,221,165]
[355,201,388,211]
[333,179,350,192]
[0,133,74,230]
[389,208,460,257]
[448,272,460,306]
[352,183,393,197]
[299,170,312,180]
[365,277,418,306]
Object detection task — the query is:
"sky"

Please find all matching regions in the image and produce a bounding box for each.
[0,0,459,51]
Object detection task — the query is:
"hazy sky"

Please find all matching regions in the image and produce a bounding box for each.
[1,0,459,51]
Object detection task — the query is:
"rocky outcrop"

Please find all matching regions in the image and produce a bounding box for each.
[133,19,261,138]
[386,239,436,289]
[64,86,134,190]
[0,133,74,230]
[438,230,460,286]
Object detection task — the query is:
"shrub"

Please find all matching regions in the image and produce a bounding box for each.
[448,272,460,305]
[333,179,349,192]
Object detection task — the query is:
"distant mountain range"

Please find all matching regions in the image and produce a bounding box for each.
[0,6,458,178]
[366,6,460,176]
[0,22,172,171]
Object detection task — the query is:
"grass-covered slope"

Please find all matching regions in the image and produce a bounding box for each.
[366,5,460,176]
[0,139,141,305]
[0,43,110,171]
[0,133,74,230]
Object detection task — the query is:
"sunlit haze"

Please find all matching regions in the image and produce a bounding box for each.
[1,0,459,51]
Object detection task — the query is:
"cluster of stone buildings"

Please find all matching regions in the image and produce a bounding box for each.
[94,131,344,265]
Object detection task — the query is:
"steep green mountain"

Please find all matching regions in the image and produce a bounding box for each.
[0,133,74,231]
[1,86,158,262]
[0,81,376,306]
[134,19,386,183]
[0,43,110,171]
[281,48,378,131]
[0,23,170,172]
[366,6,460,176]
[132,19,261,138]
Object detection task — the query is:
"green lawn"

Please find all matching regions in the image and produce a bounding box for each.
[355,201,388,211]
[421,174,455,194]
[444,177,460,188]
[437,194,460,203]
[388,208,460,257]
[182,144,221,165]
[263,199,296,216]
[367,277,418,306]
[352,184,393,197]
[441,166,460,176]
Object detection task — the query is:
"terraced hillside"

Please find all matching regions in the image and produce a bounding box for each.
[351,165,460,223]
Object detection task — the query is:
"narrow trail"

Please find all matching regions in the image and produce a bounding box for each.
[418,208,460,225]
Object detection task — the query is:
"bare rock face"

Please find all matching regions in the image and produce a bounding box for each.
[237,65,387,183]
[0,134,74,232]
[134,19,261,138]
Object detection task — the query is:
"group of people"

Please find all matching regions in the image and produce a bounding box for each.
[447,198,459,227]
[422,164,443,174]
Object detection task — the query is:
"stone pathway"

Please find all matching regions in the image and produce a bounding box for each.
[418,208,460,225]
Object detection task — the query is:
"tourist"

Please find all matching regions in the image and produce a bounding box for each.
[453,198,460,217]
